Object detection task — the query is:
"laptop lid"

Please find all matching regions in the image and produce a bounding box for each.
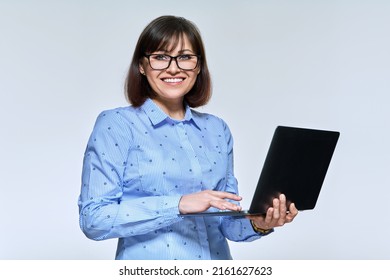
[247,126,340,215]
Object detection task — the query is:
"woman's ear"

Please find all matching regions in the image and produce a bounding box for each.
[196,63,201,75]
[139,63,146,76]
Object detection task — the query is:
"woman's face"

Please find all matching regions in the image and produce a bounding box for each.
[139,34,200,106]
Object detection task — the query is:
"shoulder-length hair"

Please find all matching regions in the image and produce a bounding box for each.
[124,15,212,108]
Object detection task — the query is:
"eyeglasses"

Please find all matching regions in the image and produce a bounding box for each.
[144,54,200,70]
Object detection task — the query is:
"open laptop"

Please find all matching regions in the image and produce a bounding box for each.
[181,126,340,217]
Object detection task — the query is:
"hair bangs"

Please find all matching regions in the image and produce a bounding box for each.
[142,17,199,54]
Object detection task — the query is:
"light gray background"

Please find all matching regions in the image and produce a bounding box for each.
[1,0,389,259]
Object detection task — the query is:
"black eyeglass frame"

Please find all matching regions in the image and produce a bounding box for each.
[144,54,201,70]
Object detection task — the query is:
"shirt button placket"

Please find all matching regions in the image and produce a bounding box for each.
[175,122,211,259]
[175,122,202,192]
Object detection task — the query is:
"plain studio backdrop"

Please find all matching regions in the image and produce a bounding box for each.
[1,0,389,260]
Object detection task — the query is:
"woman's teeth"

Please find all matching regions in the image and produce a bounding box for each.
[163,78,183,83]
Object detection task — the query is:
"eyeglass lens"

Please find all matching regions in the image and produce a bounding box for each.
[148,55,198,70]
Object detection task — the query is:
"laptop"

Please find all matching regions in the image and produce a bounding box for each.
[181,126,340,217]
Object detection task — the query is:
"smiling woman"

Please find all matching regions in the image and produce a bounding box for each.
[77,15,297,260]
[138,34,200,119]
[125,15,211,109]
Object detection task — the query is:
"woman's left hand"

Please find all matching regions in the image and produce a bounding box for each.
[247,193,298,231]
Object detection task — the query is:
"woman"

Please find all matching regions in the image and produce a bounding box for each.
[78,15,298,260]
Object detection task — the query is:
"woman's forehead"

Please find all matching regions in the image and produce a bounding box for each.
[155,33,194,53]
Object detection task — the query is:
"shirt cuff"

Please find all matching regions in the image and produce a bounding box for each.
[162,195,182,220]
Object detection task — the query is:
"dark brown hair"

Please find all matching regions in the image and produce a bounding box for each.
[125,15,212,107]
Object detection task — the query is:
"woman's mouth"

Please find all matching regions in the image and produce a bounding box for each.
[162,78,184,83]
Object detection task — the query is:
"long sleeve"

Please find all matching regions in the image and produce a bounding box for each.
[78,110,182,241]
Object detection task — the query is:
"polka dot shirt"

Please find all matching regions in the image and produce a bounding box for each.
[78,98,262,260]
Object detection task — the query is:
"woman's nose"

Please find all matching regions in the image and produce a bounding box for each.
[166,57,181,74]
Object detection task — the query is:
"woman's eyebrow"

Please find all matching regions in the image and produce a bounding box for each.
[178,49,195,53]
[152,49,195,54]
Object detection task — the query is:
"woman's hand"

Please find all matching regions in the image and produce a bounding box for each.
[248,194,298,230]
[179,190,242,214]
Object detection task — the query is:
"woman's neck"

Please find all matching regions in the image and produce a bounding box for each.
[152,97,185,120]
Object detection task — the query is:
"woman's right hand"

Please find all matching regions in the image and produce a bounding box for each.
[178,190,242,214]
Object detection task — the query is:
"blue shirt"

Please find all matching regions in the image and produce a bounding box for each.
[78,98,262,260]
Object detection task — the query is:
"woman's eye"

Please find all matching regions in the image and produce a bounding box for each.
[153,55,169,60]
[178,55,192,60]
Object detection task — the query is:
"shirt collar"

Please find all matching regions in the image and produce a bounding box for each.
[141,98,201,130]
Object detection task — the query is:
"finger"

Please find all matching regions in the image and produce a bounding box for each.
[209,200,242,211]
[264,207,274,224]
[289,202,298,216]
[288,202,299,218]
[284,203,298,222]
[279,194,287,213]
[272,198,280,220]
[211,191,242,201]
[279,194,287,221]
